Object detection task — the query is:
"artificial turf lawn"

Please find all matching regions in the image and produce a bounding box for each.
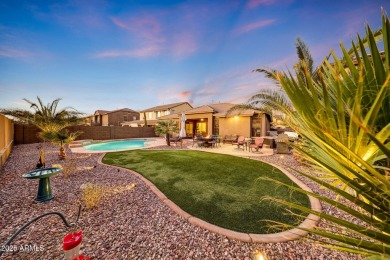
[103,150,310,234]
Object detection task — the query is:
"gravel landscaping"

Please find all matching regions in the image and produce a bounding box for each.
[0,142,360,259]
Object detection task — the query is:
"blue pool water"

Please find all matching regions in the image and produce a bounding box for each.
[84,139,150,151]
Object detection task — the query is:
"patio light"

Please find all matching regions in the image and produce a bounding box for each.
[253,250,267,260]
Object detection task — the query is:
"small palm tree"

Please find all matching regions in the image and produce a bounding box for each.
[155,120,178,146]
[1,97,83,160]
[39,129,82,160]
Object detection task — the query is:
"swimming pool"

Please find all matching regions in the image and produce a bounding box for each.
[84,139,150,151]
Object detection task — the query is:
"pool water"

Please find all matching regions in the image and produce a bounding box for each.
[84,139,150,151]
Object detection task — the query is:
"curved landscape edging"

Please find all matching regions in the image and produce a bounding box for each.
[98,152,322,243]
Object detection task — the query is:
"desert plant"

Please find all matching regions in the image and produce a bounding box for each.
[155,120,178,146]
[81,183,106,209]
[243,11,390,257]
[0,97,84,160]
[40,129,82,160]
[81,183,136,209]
[53,157,77,178]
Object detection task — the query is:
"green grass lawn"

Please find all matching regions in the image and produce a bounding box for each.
[103,150,310,234]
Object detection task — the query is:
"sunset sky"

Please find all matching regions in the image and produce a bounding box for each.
[1,0,390,115]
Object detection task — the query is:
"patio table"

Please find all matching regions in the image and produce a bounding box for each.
[22,167,62,203]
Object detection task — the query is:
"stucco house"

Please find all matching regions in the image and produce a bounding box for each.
[85,108,139,126]
[121,102,192,127]
[158,103,271,138]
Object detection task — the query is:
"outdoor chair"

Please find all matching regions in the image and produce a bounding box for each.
[171,136,182,148]
[232,136,245,150]
[207,135,219,148]
[212,135,221,148]
[193,135,205,148]
[250,137,264,152]
[222,135,238,144]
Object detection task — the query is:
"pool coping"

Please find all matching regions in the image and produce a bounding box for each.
[97,152,322,243]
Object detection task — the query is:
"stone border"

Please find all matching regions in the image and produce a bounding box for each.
[98,153,321,243]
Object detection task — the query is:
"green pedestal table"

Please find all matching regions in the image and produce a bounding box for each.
[22,167,62,203]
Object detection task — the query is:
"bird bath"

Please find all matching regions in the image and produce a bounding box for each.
[22,167,62,203]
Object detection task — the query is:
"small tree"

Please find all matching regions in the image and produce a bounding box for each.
[39,129,82,160]
[143,112,148,127]
[0,97,83,160]
[155,120,178,146]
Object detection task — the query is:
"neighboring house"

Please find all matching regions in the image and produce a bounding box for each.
[121,102,192,127]
[158,103,271,138]
[85,108,139,126]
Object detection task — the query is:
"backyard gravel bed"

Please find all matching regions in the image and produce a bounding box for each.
[0,143,360,259]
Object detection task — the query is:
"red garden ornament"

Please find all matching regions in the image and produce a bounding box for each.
[63,230,89,260]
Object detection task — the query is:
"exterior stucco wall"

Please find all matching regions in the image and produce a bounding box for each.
[107,111,139,126]
[0,114,14,169]
[219,116,251,137]
[102,111,139,126]
[102,114,109,126]
[185,113,213,136]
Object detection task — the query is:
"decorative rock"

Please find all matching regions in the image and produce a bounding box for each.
[0,142,359,259]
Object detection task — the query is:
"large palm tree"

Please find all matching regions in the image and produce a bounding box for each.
[234,12,390,257]
[155,120,178,146]
[1,97,84,160]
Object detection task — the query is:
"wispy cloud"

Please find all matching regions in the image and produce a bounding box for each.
[97,1,237,60]
[171,33,198,57]
[95,45,161,58]
[246,0,276,9]
[233,19,275,35]
[29,1,109,32]
[0,46,32,59]
[111,16,163,42]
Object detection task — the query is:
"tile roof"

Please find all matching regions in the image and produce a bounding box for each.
[157,114,179,120]
[103,108,138,114]
[94,110,110,115]
[121,119,159,125]
[182,105,215,114]
[140,102,191,113]
[157,103,261,119]
[94,108,138,115]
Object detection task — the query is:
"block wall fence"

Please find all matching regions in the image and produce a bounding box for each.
[13,125,157,145]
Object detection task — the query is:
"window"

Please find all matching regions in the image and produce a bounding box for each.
[133,116,136,121]
[148,112,153,119]
[123,115,128,122]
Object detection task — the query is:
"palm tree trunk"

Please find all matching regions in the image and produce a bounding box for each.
[59,144,67,160]
[165,133,170,146]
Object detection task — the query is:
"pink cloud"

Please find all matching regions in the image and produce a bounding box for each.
[233,19,276,35]
[176,90,193,99]
[246,0,276,9]
[171,33,197,57]
[95,45,161,58]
